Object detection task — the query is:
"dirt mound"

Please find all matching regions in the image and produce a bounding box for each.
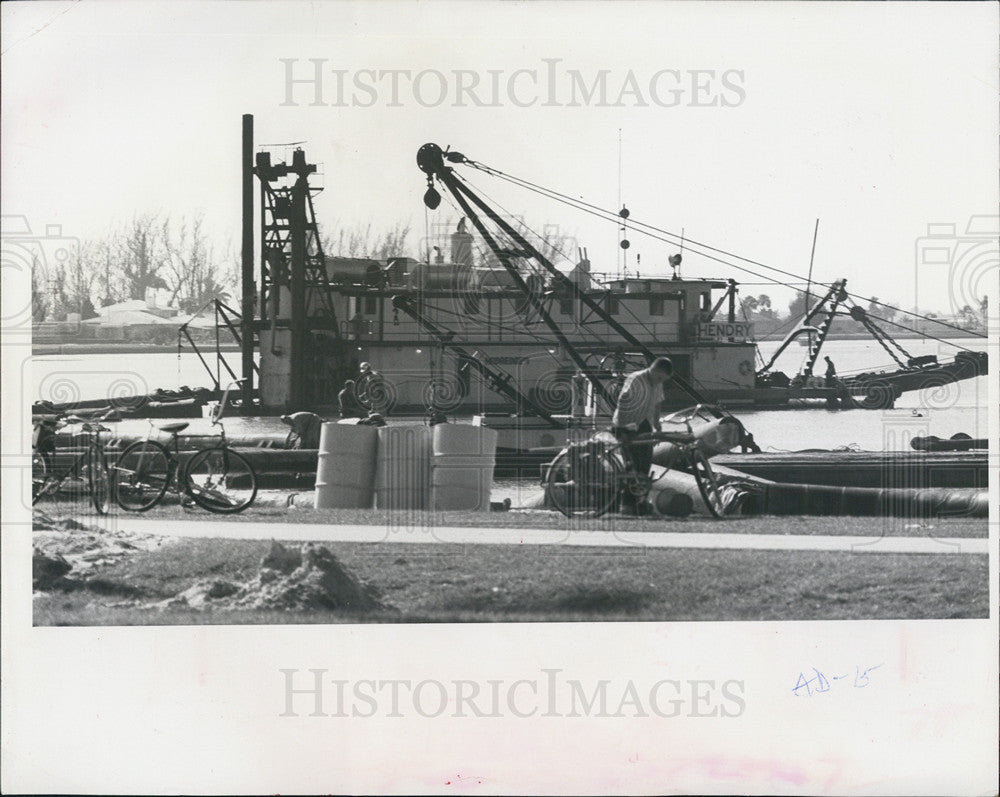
[33,549,72,590]
[33,513,89,531]
[163,541,388,613]
[166,579,242,609]
[32,511,166,585]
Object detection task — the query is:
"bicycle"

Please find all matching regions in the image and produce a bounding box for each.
[113,380,258,514]
[544,406,727,519]
[32,408,118,514]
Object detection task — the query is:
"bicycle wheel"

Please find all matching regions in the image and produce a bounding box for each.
[31,453,48,503]
[545,446,622,518]
[691,449,725,518]
[115,440,170,511]
[88,447,112,515]
[183,447,257,514]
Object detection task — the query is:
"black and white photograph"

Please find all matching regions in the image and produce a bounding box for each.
[2,1,997,793]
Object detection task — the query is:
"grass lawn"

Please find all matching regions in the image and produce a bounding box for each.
[34,496,991,537]
[33,533,989,625]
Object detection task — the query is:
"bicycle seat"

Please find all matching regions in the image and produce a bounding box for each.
[156,421,190,434]
[81,422,110,433]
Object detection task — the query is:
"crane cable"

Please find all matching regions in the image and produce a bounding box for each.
[453,170,805,336]
[459,172,667,344]
[462,159,986,341]
[434,190,611,352]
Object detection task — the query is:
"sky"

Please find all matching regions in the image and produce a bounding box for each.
[2,0,998,317]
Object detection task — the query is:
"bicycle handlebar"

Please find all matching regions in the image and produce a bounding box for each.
[661,404,709,425]
[212,379,246,425]
[42,406,124,429]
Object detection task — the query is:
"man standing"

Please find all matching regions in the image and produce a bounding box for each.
[611,357,674,483]
[824,356,837,388]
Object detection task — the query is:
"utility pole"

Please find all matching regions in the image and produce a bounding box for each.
[289,149,309,408]
[240,114,255,412]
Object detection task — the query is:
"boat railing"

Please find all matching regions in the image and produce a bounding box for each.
[372,319,688,344]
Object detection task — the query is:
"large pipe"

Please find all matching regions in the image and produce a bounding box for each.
[240,114,255,412]
[757,483,989,519]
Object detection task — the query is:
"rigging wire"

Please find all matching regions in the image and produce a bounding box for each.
[464,160,986,341]
[437,199,568,339]
[737,281,813,287]
[459,170,683,347]
[458,173,578,267]
[457,171,705,347]
[426,159,986,420]
[438,199,542,332]
[463,165,800,329]
[454,174,700,378]
[864,312,978,353]
[456,171,859,370]
[466,166,860,302]
[753,311,805,342]
[430,191,593,362]
[448,175,626,352]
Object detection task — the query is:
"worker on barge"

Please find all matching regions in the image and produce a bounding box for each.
[824,356,838,388]
[337,379,367,419]
[356,361,389,414]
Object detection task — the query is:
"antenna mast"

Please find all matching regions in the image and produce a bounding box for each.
[805,218,819,314]
[669,227,685,279]
[617,129,626,279]
[804,218,820,353]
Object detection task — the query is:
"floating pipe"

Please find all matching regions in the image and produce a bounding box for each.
[751,483,988,519]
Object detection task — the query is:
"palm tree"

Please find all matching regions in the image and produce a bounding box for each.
[957,304,979,329]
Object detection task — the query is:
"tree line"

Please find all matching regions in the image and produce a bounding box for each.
[31,216,419,324]
[31,213,239,323]
[32,213,985,334]
[741,290,987,335]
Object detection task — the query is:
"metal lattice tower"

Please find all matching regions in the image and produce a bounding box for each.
[254,147,341,406]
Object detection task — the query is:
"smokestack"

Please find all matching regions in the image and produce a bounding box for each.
[450,217,473,266]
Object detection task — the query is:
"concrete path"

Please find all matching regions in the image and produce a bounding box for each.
[88,517,988,555]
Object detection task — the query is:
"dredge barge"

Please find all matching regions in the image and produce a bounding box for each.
[32,117,989,481]
[211,121,986,427]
